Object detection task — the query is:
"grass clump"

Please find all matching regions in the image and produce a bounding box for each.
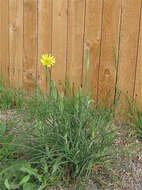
[0,86,118,189]
[0,51,120,189]
[21,93,116,184]
[128,98,142,140]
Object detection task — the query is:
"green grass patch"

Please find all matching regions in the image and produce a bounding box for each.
[0,79,121,189]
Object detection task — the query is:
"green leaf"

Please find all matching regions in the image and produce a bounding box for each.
[0,161,24,176]
[51,80,57,99]
[4,179,10,190]
[0,121,6,136]
[23,183,35,190]
[21,163,42,182]
[19,175,30,186]
[83,48,91,93]
[85,48,90,74]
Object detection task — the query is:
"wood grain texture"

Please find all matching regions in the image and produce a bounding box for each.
[9,0,23,88]
[117,0,141,107]
[23,0,38,92]
[0,0,9,86]
[1,0,142,109]
[51,0,68,91]
[134,2,142,106]
[98,0,121,106]
[83,0,103,99]
[37,0,52,93]
[66,0,86,89]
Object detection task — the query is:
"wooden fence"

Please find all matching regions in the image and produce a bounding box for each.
[0,0,142,107]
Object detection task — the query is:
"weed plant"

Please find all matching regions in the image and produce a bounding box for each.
[0,85,118,189]
[0,77,26,110]
[0,50,119,189]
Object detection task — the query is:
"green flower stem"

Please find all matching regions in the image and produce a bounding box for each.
[46,67,51,95]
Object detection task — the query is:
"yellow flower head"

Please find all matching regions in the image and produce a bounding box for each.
[41,54,55,68]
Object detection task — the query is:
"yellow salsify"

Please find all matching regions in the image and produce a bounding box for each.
[41,54,55,68]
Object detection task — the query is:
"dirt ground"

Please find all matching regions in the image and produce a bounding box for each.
[0,110,142,190]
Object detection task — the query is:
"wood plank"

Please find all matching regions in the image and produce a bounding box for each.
[23,0,38,92]
[117,0,141,109]
[83,0,103,99]
[134,3,142,106]
[9,0,23,88]
[51,0,68,91]
[37,0,52,93]
[98,0,121,107]
[0,0,9,86]
[66,0,86,90]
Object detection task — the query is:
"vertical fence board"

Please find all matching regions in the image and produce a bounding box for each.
[23,0,38,92]
[51,0,68,90]
[117,0,141,107]
[66,0,86,88]
[1,0,142,109]
[38,0,52,93]
[0,0,9,86]
[98,0,121,106]
[83,0,103,99]
[9,0,23,88]
[134,3,142,106]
